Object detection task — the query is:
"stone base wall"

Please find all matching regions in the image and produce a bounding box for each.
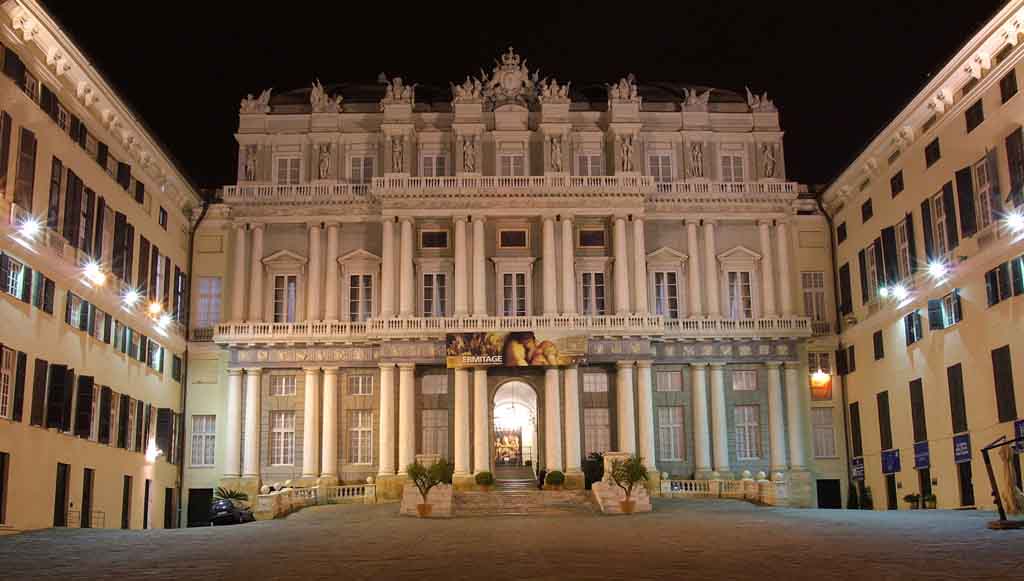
[785,469,813,508]
[564,472,585,490]
[375,475,408,501]
[400,483,453,518]
[219,476,261,506]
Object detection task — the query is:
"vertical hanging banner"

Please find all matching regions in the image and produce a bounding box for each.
[913,442,930,470]
[881,449,901,474]
[851,457,865,480]
[1014,419,1024,452]
[953,433,972,464]
[445,332,587,368]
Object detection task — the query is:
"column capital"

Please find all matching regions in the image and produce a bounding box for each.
[709,361,726,369]
[325,221,341,229]
[228,368,244,377]
[635,360,653,369]
[306,221,323,230]
[558,213,574,222]
[302,366,322,373]
[398,215,416,225]
[322,366,340,375]
[381,215,398,225]
[471,215,486,224]
[453,214,469,224]
[758,218,773,227]
[249,222,266,231]
[703,218,717,227]
[541,213,558,223]
[783,361,802,370]
[397,362,417,371]
[233,221,248,230]
[764,361,783,369]
[612,212,630,222]
[242,367,263,374]
[615,360,636,369]
[378,362,396,371]
[689,361,710,368]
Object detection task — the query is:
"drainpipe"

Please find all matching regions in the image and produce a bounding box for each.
[176,195,212,527]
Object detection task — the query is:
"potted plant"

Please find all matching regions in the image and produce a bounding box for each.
[215,487,249,502]
[475,471,495,491]
[922,493,937,509]
[903,493,921,509]
[610,455,649,514]
[407,460,447,517]
[544,470,566,490]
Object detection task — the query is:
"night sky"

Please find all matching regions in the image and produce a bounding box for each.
[41,1,1006,192]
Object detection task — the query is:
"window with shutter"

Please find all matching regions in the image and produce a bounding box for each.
[734,405,761,460]
[97,387,112,444]
[849,402,863,457]
[890,171,904,197]
[924,138,941,167]
[0,112,11,193]
[812,407,838,458]
[13,128,36,211]
[947,363,968,433]
[992,345,1018,423]
[873,330,884,360]
[838,263,852,315]
[909,379,927,443]
[73,376,95,439]
[1006,127,1024,207]
[657,406,685,461]
[877,391,893,450]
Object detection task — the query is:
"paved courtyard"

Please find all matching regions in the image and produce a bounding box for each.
[1,499,1022,580]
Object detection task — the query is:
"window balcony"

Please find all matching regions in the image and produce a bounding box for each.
[222,182,372,206]
[372,174,654,197]
[652,181,800,196]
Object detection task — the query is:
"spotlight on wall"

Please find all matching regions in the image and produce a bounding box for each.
[17,215,42,239]
[147,301,163,316]
[123,288,141,307]
[879,286,891,299]
[811,368,831,387]
[83,260,106,286]
[927,260,948,281]
[891,284,908,301]
[1006,210,1024,234]
[157,313,172,328]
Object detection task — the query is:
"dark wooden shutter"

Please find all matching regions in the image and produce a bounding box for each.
[172,267,183,321]
[116,162,131,190]
[156,408,173,458]
[103,314,112,345]
[42,278,54,314]
[0,254,7,295]
[857,250,869,304]
[135,400,144,451]
[905,212,918,273]
[149,246,160,302]
[909,379,927,443]
[2,46,25,86]
[881,226,899,284]
[921,199,935,261]
[74,376,95,438]
[914,311,923,340]
[873,330,884,360]
[19,265,32,303]
[112,212,127,279]
[69,116,81,144]
[955,166,977,238]
[137,237,150,295]
[29,358,48,426]
[45,363,69,430]
[987,148,1005,214]
[877,391,893,450]
[31,271,42,308]
[96,141,108,169]
[97,387,112,444]
[11,351,26,422]
[93,197,105,258]
[849,402,863,457]
[941,182,959,250]
[1012,258,1024,296]
[62,171,81,246]
[13,128,37,211]
[847,345,857,373]
[162,257,171,305]
[0,112,11,191]
[947,363,968,433]
[992,345,1018,423]
[839,262,852,315]
[118,394,131,449]
[836,348,849,376]
[999,262,1013,301]
[927,299,944,330]
[1006,127,1024,207]
[81,187,95,256]
[143,404,153,451]
[953,289,963,322]
[124,224,135,283]
[61,367,75,432]
[986,268,1001,306]
[134,180,145,204]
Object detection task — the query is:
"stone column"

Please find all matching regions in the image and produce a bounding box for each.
[380,218,396,318]
[397,362,416,474]
[473,367,489,473]
[691,363,712,475]
[777,220,794,316]
[542,216,558,316]
[709,363,729,473]
[454,368,470,477]
[243,367,261,478]
[248,224,265,322]
[686,221,702,317]
[544,367,563,471]
[232,225,247,322]
[399,218,415,317]
[759,219,777,317]
[632,217,649,315]
[306,223,322,321]
[561,216,576,315]
[321,367,339,478]
[378,364,396,476]
[615,361,636,454]
[225,369,243,477]
[454,215,469,317]
[635,360,656,471]
[766,362,787,472]
[703,220,720,318]
[563,365,582,476]
[301,367,320,478]
[472,217,487,317]
[613,215,630,315]
[324,223,340,321]
[784,362,806,469]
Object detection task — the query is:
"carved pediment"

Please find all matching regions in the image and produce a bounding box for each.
[262,249,308,267]
[717,245,762,262]
[646,246,688,265]
[338,248,381,264]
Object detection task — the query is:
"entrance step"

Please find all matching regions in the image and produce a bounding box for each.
[454,490,595,517]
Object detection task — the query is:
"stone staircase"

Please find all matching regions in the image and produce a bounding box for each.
[454,489,596,517]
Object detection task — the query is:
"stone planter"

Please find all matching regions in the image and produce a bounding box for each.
[416,503,433,517]
[543,484,564,491]
[478,484,493,492]
[619,499,636,514]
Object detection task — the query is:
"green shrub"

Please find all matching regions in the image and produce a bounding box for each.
[545,470,565,486]
[583,452,604,490]
[407,459,448,503]
[610,455,649,500]
[435,457,455,484]
[214,487,248,502]
[474,471,495,486]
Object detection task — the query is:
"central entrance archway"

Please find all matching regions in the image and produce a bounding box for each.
[492,381,538,471]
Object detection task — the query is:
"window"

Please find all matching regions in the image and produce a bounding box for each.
[348,274,373,322]
[158,207,168,230]
[992,345,1018,423]
[584,408,611,456]
[873,330,885,360]
[190,415,215,467]
[583,373,608,393]
[726,271,753,319]
[420,230,449,250]
[947,363,969,434]
[985,260,1018,306]
[499,154,525,176]
[578,229,606,248]
[837,222,847,245]
[846,345,857,374]
[930,192,949,258]
[580,272,606,316]
[965,100,985,133]
[22,71,39,102]
[421,409,449,458]
[941,291,962,328]
[973,156,995,230]
[877,391,893,450]
[839,263,853,316]
[890,171,904,197]
[269,411,296,465]
[270,375,296,397]
[648,154,672,183]
[652,271,679,319]
[14,128,37,211]
[576,154,602,176]
[895,218,913,281]
[147,342,163,372]
[92,308,110,343]
[349,410,373,464]
[720,150,745,182]
[502,272,528,316]
[1001,69,1018,103]
[811,407,838,458]
[421,374,447,395]
[0,347,13,419]
[273,274,298,323]
[350,156,374,184]
[861,199,874,223]
[655,371,682,392]
[0,451,8,525]
[801,271,826,322]
[849,402,864,457]
[4,256,24,298]
[924,138,941,168]
[862,241,881,303]
[196,277,221,329]
[657,406,685,461]
[732,370,757,391]
[275,157,300,185]
[420,154,446,177]
[809,352,832,374]
[909,379,927,443]
[172,355,182,383]
[734,405,761,460]
[905,310,923,345]
[348,374,373,396]
[498,230,528,249]
[422,273,447,317]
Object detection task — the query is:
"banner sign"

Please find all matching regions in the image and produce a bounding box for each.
[445,332,587,368]
[881,449,901,475]
[913,442,930,470]
[1015,420,1024,453]
[953,433,972,464]
[851,457,865,480]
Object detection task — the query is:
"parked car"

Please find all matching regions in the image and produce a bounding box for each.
[209,499,254,525]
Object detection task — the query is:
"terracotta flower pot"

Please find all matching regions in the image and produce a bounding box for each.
[619,499,636,514]
[479,484,493,492]
[416,503,433,517]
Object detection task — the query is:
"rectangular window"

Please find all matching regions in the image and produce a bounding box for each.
[190,415,215,467]
[4,256,24,298]
[652,271,679,319]
[275,157,300,185]
[965,100,985,133]
[348,274,373,322]
[502,272,528,317]
[930,191,950,258]
[941,291,962,327]
[924,138,941,168]
[734,405,761,460]
[837,222,847,245]
[498,230,528,249]
[973,157,995,231]
[147,342,163,373]
[270,375,296,397]
[655,371,682,393]
[420,230,449,249]
[847,345,857,373]
[811,407,838,458]
[647,154,672,183]
[422,272,447,317]
[13,127,37,211]
[583,373,608,393]
[905,310,924,345]
[838,262,852,315]
[499,154,526,177]
[809,351,833,374]
[877,391,893,451]
[895,217,913,281]
[726,271,753,319]
[350,156,374,185]
[720,152,745,183]
[578,229,606,248]
[992,345,1018,423]
[348,374,374,396]
[947,363,969,434]
[273,274,298,323]
[0,347,13,419]
[801,271,827,321]
[890,171,904,197]
[732,370,757,391]
[849,402,864,457]
[861,199,874,223]
[657,406,685,461]
[576,154,602,176]
[862,242,881,303]
[420,154,446,177]
[584,408,611,456]
[0,451,7,525]
[421,374,447,395]
[873,330,885,360]
[269,411,296,465]
[580,271,606,316]
[421,409,449,458]
[348,410,373,464]
[158,207,168,230]
[196,277,222,329]
[1001,69,1018,103]
[909,378,928,443]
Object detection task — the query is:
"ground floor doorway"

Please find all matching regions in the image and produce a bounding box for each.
[957,461,975,506]
[53,462,70,527]
[493,381,537,469]
[816,479,841,509]
[884,474,897,510]
[187,488,214,527]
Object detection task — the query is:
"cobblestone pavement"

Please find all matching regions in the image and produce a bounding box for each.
[2,499,1023,580]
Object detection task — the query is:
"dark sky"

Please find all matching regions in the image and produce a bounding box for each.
[42,1,1006,191]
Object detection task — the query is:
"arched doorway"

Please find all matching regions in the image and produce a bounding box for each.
[492,381,538,472]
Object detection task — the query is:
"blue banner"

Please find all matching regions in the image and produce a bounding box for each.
[881,449,901,474]
[913,442,930,469]
[851,457,865,480]
[953,433,972,464]
[1015,420,1024,453]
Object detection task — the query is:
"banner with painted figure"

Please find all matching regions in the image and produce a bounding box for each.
[445,332,587,368]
